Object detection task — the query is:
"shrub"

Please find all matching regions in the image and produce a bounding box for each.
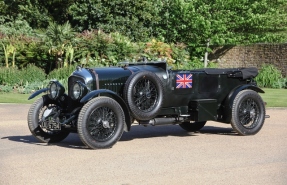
[185,57,204,69]
[272,78,287,89]
[141,39,203,70]
[142,39,173,65]
[256,64,282,88]
[45,67,73,94]
[0,85,13,93]
[75,30,138,67]
[58,79,68,92]
[47,66,76,80]
[179,57,218,70]
[17,80,49,94]
[0,67,19,85]
[16,80,69,95]
[0,64,46,86]
[0,15,34,36]
[20,64,46,83]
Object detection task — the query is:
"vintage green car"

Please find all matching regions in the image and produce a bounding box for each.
[27,61,268,149]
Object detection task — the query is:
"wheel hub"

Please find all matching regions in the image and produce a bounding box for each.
[250,109,256,119]
[146,92,151,99]
[102,120,110,128]
[243,108,256,119]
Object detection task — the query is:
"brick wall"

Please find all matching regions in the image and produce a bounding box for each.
[212,44,287,77]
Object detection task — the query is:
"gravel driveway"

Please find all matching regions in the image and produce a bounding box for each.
[0,104,286,185]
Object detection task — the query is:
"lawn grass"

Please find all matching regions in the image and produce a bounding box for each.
[0,93,32,104]
[0,88,286,107]
[260,88,287,107]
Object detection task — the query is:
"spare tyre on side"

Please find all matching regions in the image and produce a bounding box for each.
[124,71,164,121]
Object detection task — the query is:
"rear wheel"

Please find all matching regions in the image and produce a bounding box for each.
[77,97,125,149]
[231,90,265,135]
[27,96,70,143]
[179,121,206,132]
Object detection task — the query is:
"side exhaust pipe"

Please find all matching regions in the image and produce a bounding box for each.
[139,118,184,126]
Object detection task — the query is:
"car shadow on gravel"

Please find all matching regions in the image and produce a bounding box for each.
[120,125,193,141]
[1,126,236,149]
[120,125,237,141]
[1,133,88,149]
[2,135,41,144]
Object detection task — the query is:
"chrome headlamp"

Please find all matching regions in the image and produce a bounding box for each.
[47,81,65,100]
[71,81,88,100]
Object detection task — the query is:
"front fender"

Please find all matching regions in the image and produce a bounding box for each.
[28,88,48,100]
[80,89,132,131]
[80,89,114,103]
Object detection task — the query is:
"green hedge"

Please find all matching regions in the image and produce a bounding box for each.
[47,65,76,80]
[0,64,46,86]
[256,64,287,89]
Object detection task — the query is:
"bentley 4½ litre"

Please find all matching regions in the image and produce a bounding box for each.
[27,61,267,149]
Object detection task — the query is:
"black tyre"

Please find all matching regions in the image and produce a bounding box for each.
[231,90,265,135]
[179,121,206,132]
[124,71,164,120]
[77,97,125,149]
[27,96,70,143]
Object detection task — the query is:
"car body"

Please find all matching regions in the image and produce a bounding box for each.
[27,61,267,149]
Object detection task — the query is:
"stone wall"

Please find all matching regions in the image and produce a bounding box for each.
[212,44,287,77]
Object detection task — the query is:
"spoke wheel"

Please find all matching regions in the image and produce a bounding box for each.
[88,106,118,142]
[238,98,259,129]
[27,96,70,143]
[133,78,158,112]
[78,97,125,149]
[124,71,164,120]
[231,90,265,135]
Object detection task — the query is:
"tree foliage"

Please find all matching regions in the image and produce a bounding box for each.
[1,0,76,28]
[1,0,287,45]
[158,0,287,45]
[68,0,163,41]
[0,0,287,71]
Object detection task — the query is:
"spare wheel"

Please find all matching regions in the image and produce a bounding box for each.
[124,71,164,120]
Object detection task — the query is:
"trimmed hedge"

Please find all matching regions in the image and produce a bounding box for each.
[0,64,46,86]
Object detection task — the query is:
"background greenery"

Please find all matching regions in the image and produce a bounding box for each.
[0,0,287,98]
[261,88,287,107]
[1,0,287,71]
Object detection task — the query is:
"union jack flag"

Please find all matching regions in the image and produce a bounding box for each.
[176,73,193,89]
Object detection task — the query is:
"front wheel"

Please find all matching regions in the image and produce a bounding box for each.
[77,97,125,149]
[27,96,70,143]
[231,90,265,135]
[179,121,206,132]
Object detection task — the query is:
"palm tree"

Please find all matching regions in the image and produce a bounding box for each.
[45,21,75,68]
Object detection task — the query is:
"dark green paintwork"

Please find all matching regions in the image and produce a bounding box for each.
[65,62,262,123]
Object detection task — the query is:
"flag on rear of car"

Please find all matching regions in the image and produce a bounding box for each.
[176,74,193,88]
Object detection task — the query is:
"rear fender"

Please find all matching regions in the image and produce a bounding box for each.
[80,89,132,132]
[227,85,264,108]
[220,85,264,123]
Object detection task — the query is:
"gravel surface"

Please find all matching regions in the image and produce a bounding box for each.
[0,104,286,185]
